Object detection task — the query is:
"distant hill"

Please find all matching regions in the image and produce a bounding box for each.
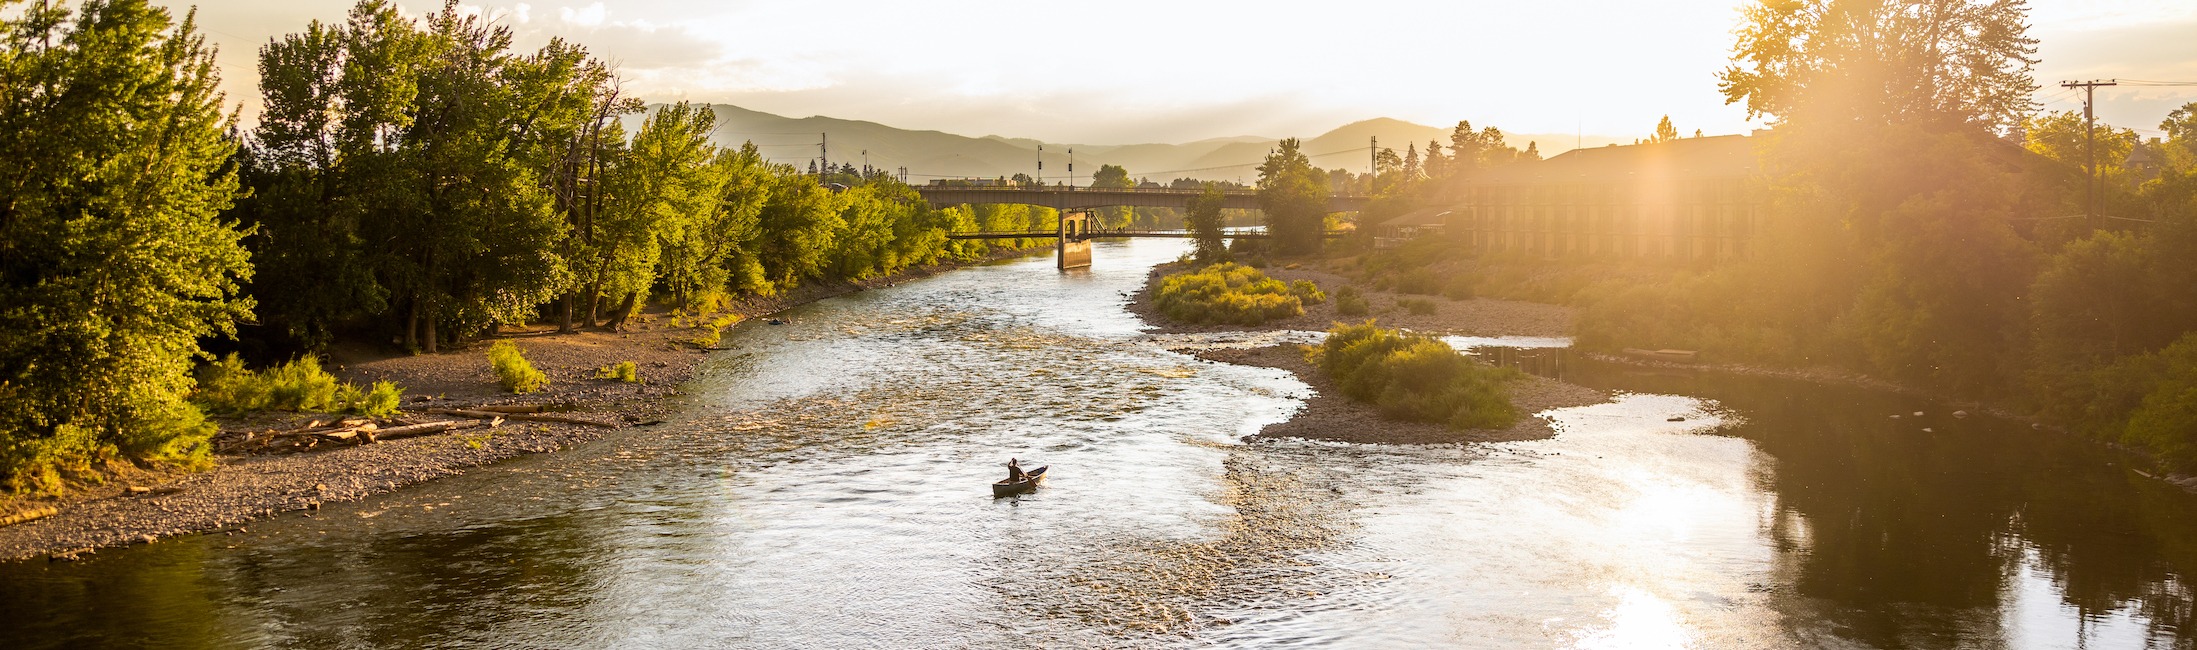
[643,104,1629,183]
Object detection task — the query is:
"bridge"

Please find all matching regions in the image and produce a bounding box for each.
[946,211,1352,271]
[913,186,1370,213]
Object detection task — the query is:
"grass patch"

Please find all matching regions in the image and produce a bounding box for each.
[596,361,642,383]
[1398,297,1439,315]
[1308,321,1523,430]
[488,341,548,394]
[195,354,403,417]
[1153,263,1317,325]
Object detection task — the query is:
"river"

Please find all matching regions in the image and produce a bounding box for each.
[4,238,2195,649]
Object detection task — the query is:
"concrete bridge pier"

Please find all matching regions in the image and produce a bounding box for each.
[1058,209,1092,271]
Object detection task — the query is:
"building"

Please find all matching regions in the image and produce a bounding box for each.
[1373,207,1454,248]
[2126,141,2164,186]
[1449,134,1767,262]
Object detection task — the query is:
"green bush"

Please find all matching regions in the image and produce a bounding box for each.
[1441,275,1477,301]
[2115,334,2197,469]
[1308,321,1523,430]
[1398,298,1439,315]
[596,361,642,383]
[1290,280,1327,305]
[488,341,549,394]
[346,381,404,417]
[194,354,404,417]
[1153,263,1309,325]
[1396,268,1444,295]
[1336,286,1370,317]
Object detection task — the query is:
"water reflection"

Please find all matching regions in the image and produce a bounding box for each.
[0,239,2192,649]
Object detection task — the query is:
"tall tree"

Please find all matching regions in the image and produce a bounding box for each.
[661,142,770,306]
[1257,138,1330,255]
[0,0,252,488]
[1089,163,1134,227]
[1652,115,1679,143]
[1718,0,2040,131]
[589,102,721,329]
[1186,184,1230,263]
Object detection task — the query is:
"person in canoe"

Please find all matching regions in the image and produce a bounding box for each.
[1005,458,1028,482]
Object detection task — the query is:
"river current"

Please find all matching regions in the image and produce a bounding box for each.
[5,238,2195,649]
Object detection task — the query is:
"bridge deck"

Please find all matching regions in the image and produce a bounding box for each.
[944,230,1347,240]
[915,186,1368,213]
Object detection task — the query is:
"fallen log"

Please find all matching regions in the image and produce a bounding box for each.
[369,418,498,442]
[1,506,59,527]
[426,408,616,428]
[273,422,380,440]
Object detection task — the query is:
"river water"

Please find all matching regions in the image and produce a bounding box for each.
[5,238,2196,649]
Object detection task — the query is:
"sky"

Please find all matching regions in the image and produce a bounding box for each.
[180,0,2197,146]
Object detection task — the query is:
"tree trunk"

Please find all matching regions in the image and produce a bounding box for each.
[405,299,420,351]
[423,310,439,354]
[605,292,639,331]
[584,283,602,328]
[558,294,575,334]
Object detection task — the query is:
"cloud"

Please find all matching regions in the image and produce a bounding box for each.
[559,2,605,27]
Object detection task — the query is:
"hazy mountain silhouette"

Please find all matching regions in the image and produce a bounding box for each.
[663,104,1627,183]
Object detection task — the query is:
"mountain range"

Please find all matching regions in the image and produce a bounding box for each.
[653,104,1632,183]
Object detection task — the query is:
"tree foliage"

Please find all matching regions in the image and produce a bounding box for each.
[0,0,250,490]
[1186,184,1229,263]
[1256,138,1329,255]
[1719,0,2040,132]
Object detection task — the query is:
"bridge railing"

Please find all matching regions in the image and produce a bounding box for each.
[918,185,1261,196]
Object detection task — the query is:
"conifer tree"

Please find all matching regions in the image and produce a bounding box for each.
[0,0,252,487]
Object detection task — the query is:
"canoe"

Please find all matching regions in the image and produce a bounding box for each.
[992,466,1047,498]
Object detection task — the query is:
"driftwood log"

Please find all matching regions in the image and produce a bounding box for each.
[370,417,500,442]
[1,506,59,527]
[465,404,554,414]
[425,408,616,428]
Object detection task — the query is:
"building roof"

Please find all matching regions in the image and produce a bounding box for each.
[2127,142,2159,167]
[1471,134,1759,185]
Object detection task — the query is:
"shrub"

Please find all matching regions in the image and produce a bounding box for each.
[596,361,642,383]
[1336,286,1370,317]
[343,381,404,417]
[1152,263,1308,325]
[1307,321,1523,430]
[1396,268,1444,295]
[2117,334,2197,469]
[1398,297,1439,315]
[193,354,403,417]
[1290,280,1327,305]
[1442,275,1477,301]
[488,341,549,394]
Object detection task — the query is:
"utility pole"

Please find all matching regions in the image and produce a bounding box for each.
[1036,144,1044,187]
[819,132,828,175]
[861,149,869,178]
[1369,136,1379,193]
[2062,79,2117,227]
[1068,147,1075,189]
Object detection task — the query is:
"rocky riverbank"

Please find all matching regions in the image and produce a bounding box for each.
[0,248,1043,562]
